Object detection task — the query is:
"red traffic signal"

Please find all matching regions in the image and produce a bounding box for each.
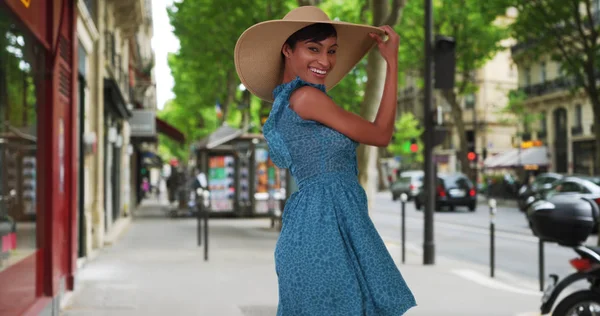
[467,151,477,161]
[410,143,419,153]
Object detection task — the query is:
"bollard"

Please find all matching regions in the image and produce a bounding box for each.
[539,239,545,291]
[488,198,497,278]
[196,188,203,247]
[202,190,211,262]
[400,193,408,264]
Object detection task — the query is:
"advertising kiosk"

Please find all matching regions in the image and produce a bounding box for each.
[193,125,287,217]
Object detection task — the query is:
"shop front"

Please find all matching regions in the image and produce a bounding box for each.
[0,1,78,315]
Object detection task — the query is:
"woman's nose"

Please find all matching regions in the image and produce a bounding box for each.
[318,53,330,68]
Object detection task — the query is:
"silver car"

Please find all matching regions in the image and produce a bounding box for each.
[390,170,423,201]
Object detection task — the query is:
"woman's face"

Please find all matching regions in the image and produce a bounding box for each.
[282,36,338,85]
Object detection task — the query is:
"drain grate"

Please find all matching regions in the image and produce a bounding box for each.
[239,305,278,316]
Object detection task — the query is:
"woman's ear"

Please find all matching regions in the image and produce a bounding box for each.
[282,44,291,58]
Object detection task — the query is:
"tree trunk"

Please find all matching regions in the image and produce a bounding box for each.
[443,90,470,178]
[222,70,238,126]
[357,0,388,210]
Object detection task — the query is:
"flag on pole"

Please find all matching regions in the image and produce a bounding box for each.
[215,99,223,119]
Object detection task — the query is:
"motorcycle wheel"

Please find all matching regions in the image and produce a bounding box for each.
[552,290,600,316]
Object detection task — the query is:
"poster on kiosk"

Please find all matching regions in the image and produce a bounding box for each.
[208,156,235,212]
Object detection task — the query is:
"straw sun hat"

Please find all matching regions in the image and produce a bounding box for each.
[234,6,385,103]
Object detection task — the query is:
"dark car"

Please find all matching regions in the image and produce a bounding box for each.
[517,172,563,212]
[414,172,477,212]
[390,170,423,201]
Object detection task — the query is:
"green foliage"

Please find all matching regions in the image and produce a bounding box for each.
[397,0,509,94]
[499,89,542,133]
[162,0,378,161]
[508,0,598,83]
[388,112,424,163]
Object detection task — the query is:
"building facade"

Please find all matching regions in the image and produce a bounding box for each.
[0,0,79,315]
[511,42,598,175]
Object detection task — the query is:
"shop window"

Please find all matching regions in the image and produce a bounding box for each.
[0,12,45,271]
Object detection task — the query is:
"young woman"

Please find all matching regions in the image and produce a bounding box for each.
[235,6,416,315]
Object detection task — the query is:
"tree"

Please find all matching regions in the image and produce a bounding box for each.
[398,1,509,180]
[163,0,296,160]
[497,90,541,140]
[508,0,600,173]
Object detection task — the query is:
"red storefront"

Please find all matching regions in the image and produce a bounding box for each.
[0,0,78,315]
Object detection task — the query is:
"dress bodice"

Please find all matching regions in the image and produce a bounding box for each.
[263,77,359,184]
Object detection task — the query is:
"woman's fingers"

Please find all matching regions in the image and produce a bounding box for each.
[369,32,385,45]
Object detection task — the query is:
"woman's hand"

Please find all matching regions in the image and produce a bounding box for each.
[369,25,400,64]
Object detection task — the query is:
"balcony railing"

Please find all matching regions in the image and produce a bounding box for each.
[518,76,577,98]
[572,126,583,136]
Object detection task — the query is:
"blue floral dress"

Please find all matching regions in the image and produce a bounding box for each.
[263,77,416,316]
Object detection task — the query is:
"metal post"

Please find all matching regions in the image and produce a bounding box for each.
[400,194,408,264]
[423,0,435,265]
[202,190,210,262]
[539,239,545,291]
[197,199,202,246]
[204,206,209,261]
[489,199,497,278]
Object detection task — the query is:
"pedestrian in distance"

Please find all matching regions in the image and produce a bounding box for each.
[234,6,416,316]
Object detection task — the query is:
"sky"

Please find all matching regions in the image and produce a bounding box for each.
[151,0,179,110]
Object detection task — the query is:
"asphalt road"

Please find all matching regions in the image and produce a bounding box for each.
[371,191,599,284]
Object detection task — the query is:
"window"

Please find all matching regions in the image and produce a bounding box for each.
[0,9,45,271]
[576,104,582,128]
[555,181,581,193]
[525,67,531,86]
[540,62,547,83]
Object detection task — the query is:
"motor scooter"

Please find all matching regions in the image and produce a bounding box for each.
[528,195,600,315]
[541,245,600,315]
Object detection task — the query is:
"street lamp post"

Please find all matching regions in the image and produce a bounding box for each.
[423,0,435,265]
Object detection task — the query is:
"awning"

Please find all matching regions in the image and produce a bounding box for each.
[156,117,185,144]
[130,110,157,143]
[193,124,243,150]
[484,146,550,169]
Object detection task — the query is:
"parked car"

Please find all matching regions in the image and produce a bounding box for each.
[390,170,423,201]
[525,176,600,232]
[414,172,477,212]
[517,172,563,212]
[523,175,600,211]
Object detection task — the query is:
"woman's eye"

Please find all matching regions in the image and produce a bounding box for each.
[328,50,337,55]
[309,47,318,52]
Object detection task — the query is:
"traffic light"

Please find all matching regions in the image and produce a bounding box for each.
[467,151,477,161]
[434,35,456,89]
[141,166,148,176]
[410,138,418,153]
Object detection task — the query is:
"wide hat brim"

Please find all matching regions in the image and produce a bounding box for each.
[234,6,384,103]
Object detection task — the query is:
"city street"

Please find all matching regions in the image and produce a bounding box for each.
[61,198,543,316]
[372,191,599,283]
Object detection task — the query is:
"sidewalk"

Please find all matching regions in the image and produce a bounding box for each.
[60,200,542,316]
